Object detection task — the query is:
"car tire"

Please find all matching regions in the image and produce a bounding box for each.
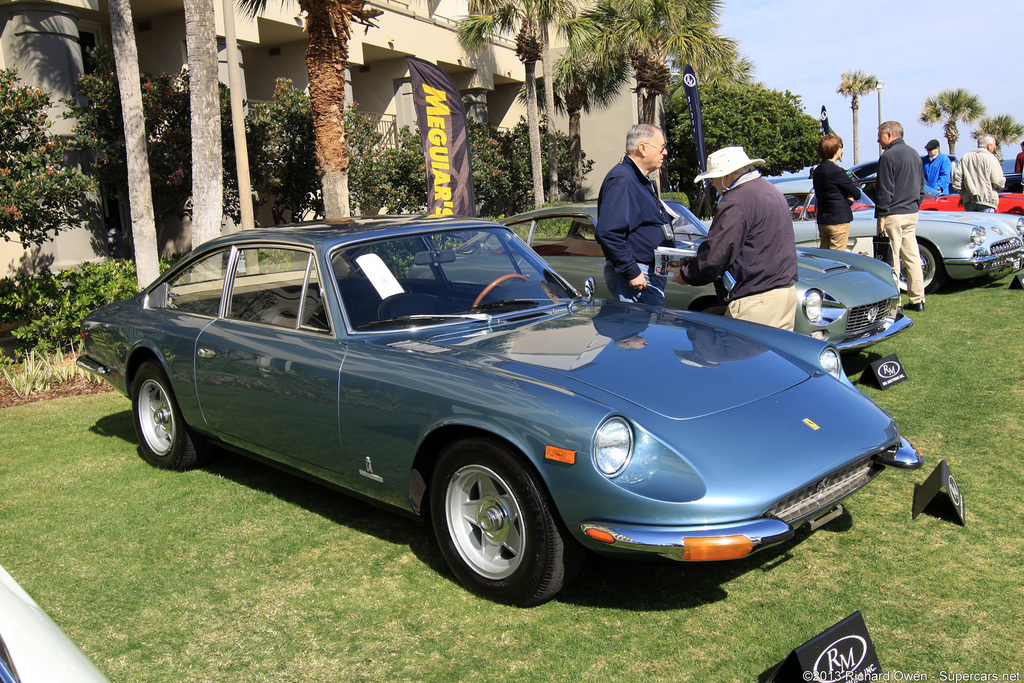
[916,240,946,294]
[131,361,204,470]
[429,437,583,606]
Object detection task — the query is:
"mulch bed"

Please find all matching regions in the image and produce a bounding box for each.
[0,377,115,410]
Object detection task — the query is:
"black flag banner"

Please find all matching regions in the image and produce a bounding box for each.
[406,57,476,216]
[820,105,831,136]
[682,65,713,216]
[682,66,707,174]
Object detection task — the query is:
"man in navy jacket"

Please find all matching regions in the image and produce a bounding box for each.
[595,124,673,306]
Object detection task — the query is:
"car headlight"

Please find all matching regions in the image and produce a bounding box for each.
[970,226,986,246]
[819,346,842,379]
[1015,217,1024,237]
[594,418,633,477]
[802,288,823,325]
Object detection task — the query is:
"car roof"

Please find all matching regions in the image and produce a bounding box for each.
[770,178,814,192]
[502,203,600,223]
[195,215,506,252]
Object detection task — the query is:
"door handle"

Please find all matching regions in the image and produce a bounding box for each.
[197,347,216,359]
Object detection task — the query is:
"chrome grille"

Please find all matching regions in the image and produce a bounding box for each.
[844,299,892,341]
[990,238,1022,256]
[763,457,883,524]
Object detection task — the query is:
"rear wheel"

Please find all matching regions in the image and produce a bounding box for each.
[430,437,582,606]
[131,361,204,470]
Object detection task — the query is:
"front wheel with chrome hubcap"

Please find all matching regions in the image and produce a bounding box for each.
[430,437,582,606]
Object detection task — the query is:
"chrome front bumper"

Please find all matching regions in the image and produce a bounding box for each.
[945,250,1024,279]
[580,438,924,562]
[836,312,913,353]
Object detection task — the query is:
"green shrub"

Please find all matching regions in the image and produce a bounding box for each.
[0,259,138,356]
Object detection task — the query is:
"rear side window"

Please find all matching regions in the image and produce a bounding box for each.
[165,249,231,316]
[228,247,329,332]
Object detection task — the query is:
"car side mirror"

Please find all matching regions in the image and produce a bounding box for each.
[583,277,595,303]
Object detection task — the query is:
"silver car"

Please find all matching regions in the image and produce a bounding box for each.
[503,200,911,352]
[776,178,1024,292]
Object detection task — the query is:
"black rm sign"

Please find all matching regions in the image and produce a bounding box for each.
[768,611,882,682]
[867,353,907,390]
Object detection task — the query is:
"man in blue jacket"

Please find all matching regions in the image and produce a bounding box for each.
[922,139,951,195]
[595,124,673,306]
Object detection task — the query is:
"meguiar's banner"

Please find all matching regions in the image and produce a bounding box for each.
[406,57,475,216]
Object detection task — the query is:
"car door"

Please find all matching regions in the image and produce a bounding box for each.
[194,246,346,472]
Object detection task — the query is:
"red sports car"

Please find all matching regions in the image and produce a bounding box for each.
[921,193,1024,215]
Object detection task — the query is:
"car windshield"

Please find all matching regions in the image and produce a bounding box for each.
[663,200,709,238]
[330,226,575,331]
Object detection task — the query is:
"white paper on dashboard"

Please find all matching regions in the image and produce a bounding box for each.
[356,253,405,300]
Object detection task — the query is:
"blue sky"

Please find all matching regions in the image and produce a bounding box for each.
[717,0,1023,165]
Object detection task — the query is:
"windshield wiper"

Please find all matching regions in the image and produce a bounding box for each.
[358,313,491,331]
[471,299,541,312]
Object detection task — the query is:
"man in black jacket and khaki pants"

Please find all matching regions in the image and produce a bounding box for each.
[875,120,926,312]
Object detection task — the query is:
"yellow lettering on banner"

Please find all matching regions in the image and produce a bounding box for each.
[430,146,449,164]
[421,85,457,215]
[427,128,447,146]
[423,85,450,116]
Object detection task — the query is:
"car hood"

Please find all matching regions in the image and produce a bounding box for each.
[435,304,812,420]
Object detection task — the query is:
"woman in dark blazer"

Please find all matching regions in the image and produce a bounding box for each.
[811,134,862,250]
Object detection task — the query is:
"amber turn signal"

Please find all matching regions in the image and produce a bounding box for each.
[544,445,576,465]
[682,535,753,561]
[584,527,616,544]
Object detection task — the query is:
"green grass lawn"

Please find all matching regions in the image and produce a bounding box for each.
[2,274,1023,682]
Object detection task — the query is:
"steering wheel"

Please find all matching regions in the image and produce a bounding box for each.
[471,273,528,309]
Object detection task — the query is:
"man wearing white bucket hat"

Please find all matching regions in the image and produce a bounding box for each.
[677,146,798,330]
[595,123,674,306]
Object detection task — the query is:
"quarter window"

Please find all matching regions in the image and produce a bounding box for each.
[228,248,329,332]
[165,249,231,316]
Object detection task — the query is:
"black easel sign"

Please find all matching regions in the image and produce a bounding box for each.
[767,611,881,682]
[912,459,965,525]
[863,354,907,390]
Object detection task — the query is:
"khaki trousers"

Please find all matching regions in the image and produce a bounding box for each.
[726,285,798,331]
[817,223,850,251]
[882,213,925,304]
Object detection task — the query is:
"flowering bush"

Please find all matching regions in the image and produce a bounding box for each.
[0,68,95,246]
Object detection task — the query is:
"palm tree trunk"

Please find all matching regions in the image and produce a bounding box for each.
[542,27,558,200]
[305,3,351,218]
[184,0,223,247]
[525,59,545,209]
[851,98,860,165]
[107,0,159,289]
[569,108,583,201]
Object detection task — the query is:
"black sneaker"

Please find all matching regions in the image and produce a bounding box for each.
[905,302,925,312]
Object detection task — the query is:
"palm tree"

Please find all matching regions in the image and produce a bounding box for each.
[919,88,986,156]
[241,1,382,219]
[184,0,222,247]
[107,0,159,288]
[458,0,574,209]
[972,114,1023,161]
[836,70,878,165]
[581,0,735,126]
